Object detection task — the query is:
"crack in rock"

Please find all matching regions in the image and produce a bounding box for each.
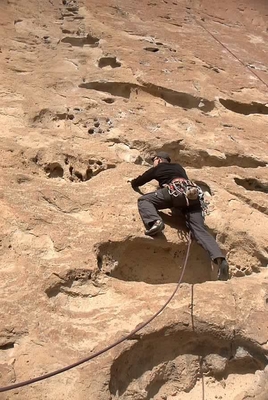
[79,81,215,112]
[234,177,268,194]
[157,140,267,168]
[228,191,268,216]
[219,98,268,115]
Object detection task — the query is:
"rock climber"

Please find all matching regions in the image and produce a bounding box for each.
[128,151,229,281]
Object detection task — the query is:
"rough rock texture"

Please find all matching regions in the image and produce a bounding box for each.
[0,0,268,399]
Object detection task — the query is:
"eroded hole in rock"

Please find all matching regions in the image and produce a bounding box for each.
[73,15,84,20]
[52,113,74,121]
[103,98,115,104]
[16,174,32,184]
[0,342,15,350]
[68,159,116,182]
[32,109,75,124]
[44,163,64,178]
[161,14,171,19]
[96,237,213,284]
[203,64,221,73]
[85,167,93,180]
[234,178,268,194]
[61,28,73,34]
[144,47,159,52]
[33,151,115,182]
[74,170,83,181]
[65,5,79,13]
[80,81,134,98]
[219,98,268,115]
[79,81,215,111]
[45,269,93,298]
[109,329,267,399]
[248,63,267,72]
[145,84,214,111]
[98,57,121,68]
[61,34,99,47]
[110,5,128,17]
[32,108,53,123]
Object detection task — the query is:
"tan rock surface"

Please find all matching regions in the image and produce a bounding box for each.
[0,0,268,399]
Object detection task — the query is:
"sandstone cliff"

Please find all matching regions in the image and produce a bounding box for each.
[0,0,268,399]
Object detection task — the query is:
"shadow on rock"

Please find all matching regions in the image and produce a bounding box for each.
[96,235,213,285]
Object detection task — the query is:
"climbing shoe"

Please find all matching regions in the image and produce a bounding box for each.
[145,220,165,236]
[217,259,229,281]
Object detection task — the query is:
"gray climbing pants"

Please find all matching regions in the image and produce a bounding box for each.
[137,187,224,262]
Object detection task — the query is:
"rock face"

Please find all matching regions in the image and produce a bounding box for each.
[0,0,268,399]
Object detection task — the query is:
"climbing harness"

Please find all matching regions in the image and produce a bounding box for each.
[167,179,209,217]
[0,237,192,393]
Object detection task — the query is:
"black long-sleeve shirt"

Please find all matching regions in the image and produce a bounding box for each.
[131,162,189,188]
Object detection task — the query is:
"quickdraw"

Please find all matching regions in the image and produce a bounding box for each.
[167,179,209,217]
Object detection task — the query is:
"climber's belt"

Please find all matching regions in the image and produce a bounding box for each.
[167,178,200,205]
[167,178,209,217]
